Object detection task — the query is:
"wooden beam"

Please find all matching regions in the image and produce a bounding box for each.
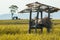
[36,9,39,20]
[48,7,50,19]
[39,6,43,19]
[29,9,32,33]
[34,6,40,33]
[40,11,43,19]
[48,12,50,19]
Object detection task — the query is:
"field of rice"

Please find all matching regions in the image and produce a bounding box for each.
[0,20,60,40]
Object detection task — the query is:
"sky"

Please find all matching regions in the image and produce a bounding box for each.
[0,0,60,19]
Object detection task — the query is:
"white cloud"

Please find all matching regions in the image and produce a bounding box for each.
[0,0,60,15]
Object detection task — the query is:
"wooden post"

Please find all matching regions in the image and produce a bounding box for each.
[39,7,43,19]
[36,8,39,21]
[36,6,40,22]
[40,8,43,33]
[29,9,32,33]
[40,11,43,19]
[48,12,50,19]
[35,6,40,33]
[48,7,50,19]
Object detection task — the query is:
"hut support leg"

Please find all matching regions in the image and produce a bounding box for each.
[48,7,50,19]
[47,28,50,33]
[41,11,43,19]
[35,7,39,33]
[48,12,50,19]
[35,27,37,33]
[29,9,32,33]
[41,28,43,33]
[35,24,38,33]
[29,27,31,33]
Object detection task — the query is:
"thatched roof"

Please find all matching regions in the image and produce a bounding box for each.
[18,2,60,13]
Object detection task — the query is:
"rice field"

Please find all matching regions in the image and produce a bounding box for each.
[0,20,60,40]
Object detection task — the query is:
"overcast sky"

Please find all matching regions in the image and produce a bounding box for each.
[0,0,60,19]
[0,0,60,14]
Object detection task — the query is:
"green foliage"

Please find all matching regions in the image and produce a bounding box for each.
[9,5,18,13]
[9,5,18,19]
[9,5,18,11]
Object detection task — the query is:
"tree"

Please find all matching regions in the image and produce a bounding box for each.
[9,5,18,19]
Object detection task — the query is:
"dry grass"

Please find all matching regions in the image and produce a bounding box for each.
[0,20,60,40]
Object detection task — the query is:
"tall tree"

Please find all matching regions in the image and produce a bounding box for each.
[9,5,18,19]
